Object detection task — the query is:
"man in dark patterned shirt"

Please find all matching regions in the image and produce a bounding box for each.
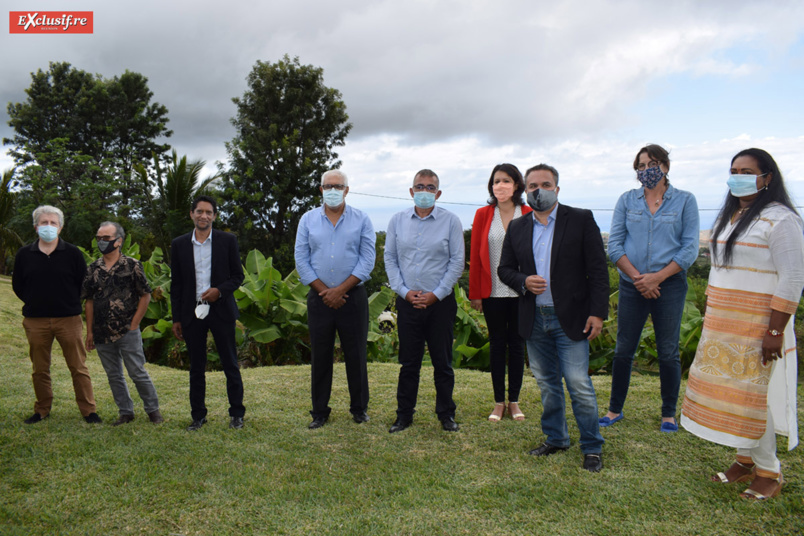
[83,222,163,426]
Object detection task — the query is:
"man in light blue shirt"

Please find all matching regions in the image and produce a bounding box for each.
[295,170,376,429]
[385,169,464,433]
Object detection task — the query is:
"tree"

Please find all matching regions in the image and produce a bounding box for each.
[3,62,172,245]
[135,150,221,259]
[220,55,351,273]
[0,169,24,274]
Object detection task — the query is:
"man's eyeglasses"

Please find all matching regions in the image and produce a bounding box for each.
[322,184,346,191]
[95,235,117,242]
[413,184,438,193]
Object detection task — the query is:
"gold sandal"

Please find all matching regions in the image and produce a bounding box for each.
[488,403,505,422]
[740,471,783,500]
[508,402,525,421]
[712,459,755,484]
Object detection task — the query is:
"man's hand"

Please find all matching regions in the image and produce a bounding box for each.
[412,292,438,309]
[319,287,348,309]
[172,321,184,341]
[200,287,221,303]
[85,333,95,351]
[583,316,604,340]
[525,275,547,295]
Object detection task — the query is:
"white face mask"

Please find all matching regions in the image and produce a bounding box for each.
[195,302,210,320]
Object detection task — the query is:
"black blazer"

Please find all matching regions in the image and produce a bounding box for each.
[498,203,609,341]
[170,229,245,328]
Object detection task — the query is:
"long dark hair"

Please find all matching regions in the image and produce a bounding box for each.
[487,163,525,206]
[711,148,797,265]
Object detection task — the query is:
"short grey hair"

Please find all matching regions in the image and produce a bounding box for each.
[525,164,560,186]
[413,169,440,189]
[99,221,125,241]
[32,205,64,228]
[321,169,348,187]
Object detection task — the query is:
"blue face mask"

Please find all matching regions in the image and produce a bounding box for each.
[37,225,59,243]
[637,166,664,189]
[413,191,436,209]
[323,189,345,208]
[727,173,767,198]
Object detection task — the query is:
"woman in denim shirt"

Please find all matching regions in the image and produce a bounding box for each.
[599,144,699,432]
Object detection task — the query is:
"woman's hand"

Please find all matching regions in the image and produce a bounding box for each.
[633,272,663,299]
[761,332,784,365]
[470,299,483,312]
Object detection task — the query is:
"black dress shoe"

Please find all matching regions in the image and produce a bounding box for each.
[24,413,48,424]
[528,442,569,457]
[389,418,412,433]
[186,417,207,431]
[352,412,370,424]
[84,412,103,424]
[441,417,459,432]
[583,453,603,472]
[111,414,135,426]
[308,416,328,429]
[229,416,244,429]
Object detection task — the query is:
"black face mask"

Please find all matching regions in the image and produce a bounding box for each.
[97,239,118,255]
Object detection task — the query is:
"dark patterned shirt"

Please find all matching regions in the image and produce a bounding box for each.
[82,255,152,344]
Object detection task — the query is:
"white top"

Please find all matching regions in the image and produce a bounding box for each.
[489,205,522,298]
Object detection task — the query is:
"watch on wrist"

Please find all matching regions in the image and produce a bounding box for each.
[767,329,783,337]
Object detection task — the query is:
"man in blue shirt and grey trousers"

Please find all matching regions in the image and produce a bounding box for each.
[295,169,376,429]
[385,169,465,433]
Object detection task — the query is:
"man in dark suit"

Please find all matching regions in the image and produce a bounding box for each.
[171,196,246,431]
[499,164,609,472]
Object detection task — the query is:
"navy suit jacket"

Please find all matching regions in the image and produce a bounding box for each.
[498,203,610,341]
[170,229,245,328]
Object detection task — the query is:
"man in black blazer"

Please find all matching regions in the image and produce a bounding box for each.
[171,196,245,431]
[498,164,609,472]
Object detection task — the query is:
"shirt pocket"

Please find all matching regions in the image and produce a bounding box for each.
[626,209,643,225]
[660,211,678,224]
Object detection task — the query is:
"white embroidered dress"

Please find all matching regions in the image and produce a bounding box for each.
[681,203,804,451]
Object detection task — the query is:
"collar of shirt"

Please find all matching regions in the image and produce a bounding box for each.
[637,183,675,201]
[318,203,352,225]
[408,205,439,221]
[30,238,67,253]
[191,228,213,246]
[531,202,559,226]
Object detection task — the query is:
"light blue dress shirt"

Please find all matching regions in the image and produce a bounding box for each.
[607,183,699,283]
[532,205,557,306]
[191,228,212,301]
[294,204,376,288]
[385,205,465,301]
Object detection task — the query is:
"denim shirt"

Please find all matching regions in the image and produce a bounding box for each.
[607,183,699,283]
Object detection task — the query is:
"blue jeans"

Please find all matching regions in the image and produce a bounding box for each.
[95,328,160,416]
[526,307,603,454]
[608,273,687,418]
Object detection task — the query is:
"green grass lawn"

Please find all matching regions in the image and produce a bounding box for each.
[1,276,802,536]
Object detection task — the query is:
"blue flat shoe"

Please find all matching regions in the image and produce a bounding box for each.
[660,419,678,433]
[599,413,624,427]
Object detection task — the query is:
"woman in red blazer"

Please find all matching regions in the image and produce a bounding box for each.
[469,163,532,421]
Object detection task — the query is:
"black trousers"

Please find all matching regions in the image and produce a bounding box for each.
[482,297,526,403]
[395,293,457,421]
[185,314,245,421]
[308,285,369,419]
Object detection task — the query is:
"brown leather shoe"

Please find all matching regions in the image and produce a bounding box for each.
[111,414,135,426]
[147,410,164,424]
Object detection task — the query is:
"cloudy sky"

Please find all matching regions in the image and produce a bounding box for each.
[2,0,803,232]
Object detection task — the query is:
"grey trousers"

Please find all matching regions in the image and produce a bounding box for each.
[95,328,160,415]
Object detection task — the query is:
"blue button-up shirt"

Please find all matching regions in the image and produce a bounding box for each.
[607,183,699,283]
[191,228,212,301]
[294,204,376,288]
[385,206,465,300]
[532,205,557,306]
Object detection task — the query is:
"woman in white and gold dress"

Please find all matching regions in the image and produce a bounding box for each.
[681,148,804,500]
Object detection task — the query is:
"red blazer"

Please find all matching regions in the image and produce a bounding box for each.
[469,203,532,300]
